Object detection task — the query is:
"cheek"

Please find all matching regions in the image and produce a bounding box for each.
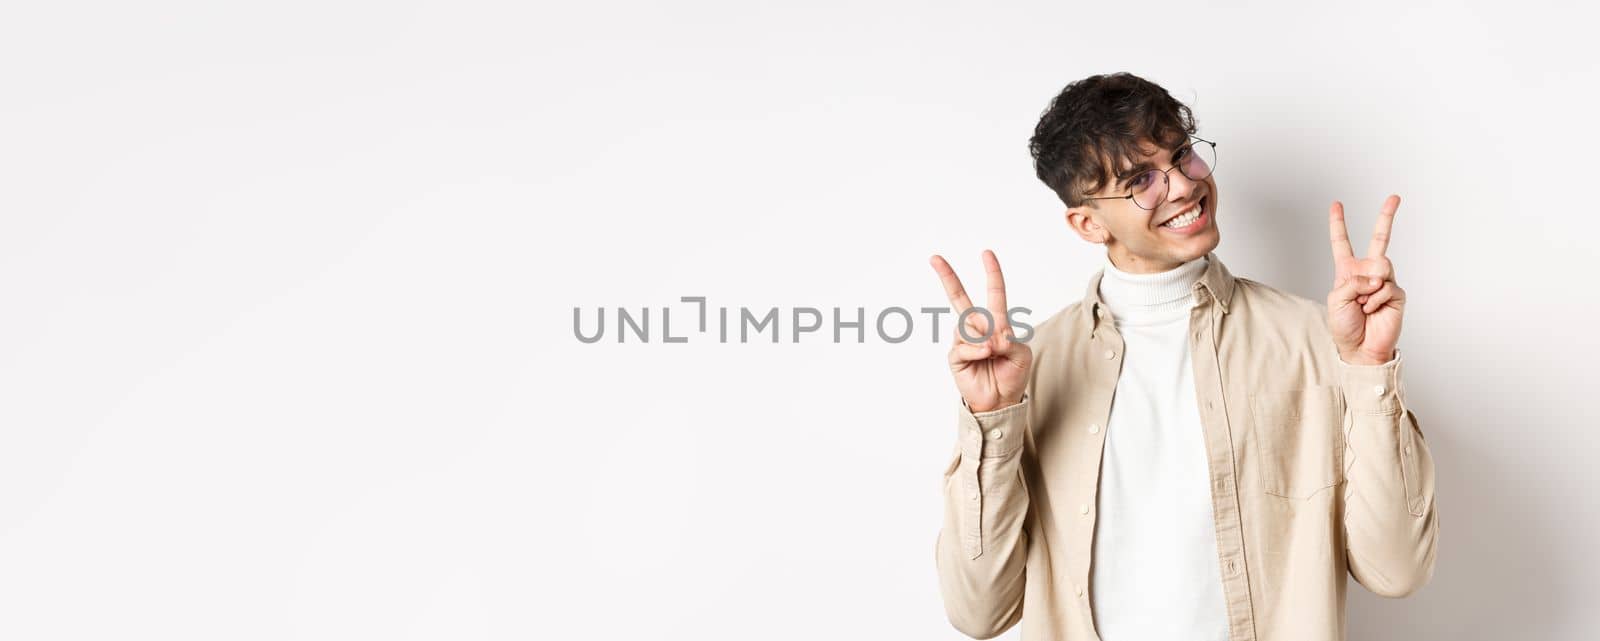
[1115,220,1150,241]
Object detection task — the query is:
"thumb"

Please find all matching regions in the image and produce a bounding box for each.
[990,326,1015,354]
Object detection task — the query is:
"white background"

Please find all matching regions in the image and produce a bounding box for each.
[3,1,1597,639]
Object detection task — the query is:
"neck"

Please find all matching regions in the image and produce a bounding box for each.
[1097,252,1208,325]
[1106,247,1185,274]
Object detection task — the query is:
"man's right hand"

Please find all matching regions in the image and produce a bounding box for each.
[929,250,1033,414]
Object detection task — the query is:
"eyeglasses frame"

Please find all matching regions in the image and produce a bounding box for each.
[1082,136,1218,211]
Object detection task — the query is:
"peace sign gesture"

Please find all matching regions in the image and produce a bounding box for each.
[1326,194,1406,366]
[929,250,1033,413]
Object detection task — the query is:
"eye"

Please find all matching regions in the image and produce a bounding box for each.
[1128,173,1149,188]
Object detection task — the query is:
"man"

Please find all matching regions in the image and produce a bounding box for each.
[929,72,1438,641]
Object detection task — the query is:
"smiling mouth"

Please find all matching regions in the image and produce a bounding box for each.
[1157,195,1208,229]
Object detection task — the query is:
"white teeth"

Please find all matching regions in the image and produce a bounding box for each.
[1162,203,1202,228]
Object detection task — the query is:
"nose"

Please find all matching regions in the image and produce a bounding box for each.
[1166,168,1200,203]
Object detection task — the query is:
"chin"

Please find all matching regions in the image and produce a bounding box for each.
[1169,230,1218,254]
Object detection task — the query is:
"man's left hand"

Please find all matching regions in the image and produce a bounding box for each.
[1327,194,1405,366]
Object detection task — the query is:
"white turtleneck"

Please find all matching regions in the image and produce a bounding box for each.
[1090,252,1229,641]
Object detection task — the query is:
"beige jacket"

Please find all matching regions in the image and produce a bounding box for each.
[934,252,1438,641]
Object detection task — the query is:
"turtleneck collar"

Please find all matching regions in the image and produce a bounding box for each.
[1097,253,1208,326]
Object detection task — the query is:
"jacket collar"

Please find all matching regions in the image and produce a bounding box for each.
[1082,250,1236,335]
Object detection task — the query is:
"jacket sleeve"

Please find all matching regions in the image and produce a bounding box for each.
[1338,348,1440,597]
[934,396,1031,639]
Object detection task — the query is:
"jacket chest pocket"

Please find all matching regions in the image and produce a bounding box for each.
[1249,386,1344,499]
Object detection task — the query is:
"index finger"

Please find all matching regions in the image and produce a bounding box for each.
[983,249,1010,332]
[929,254,974,314]
[1366,194,1400,258]
[1328,201,1355,260]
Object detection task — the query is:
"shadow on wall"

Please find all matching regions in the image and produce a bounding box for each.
[1229,178,1570,638]
[1343,417,1569,641]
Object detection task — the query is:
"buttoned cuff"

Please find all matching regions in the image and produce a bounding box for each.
[1338,348,1405,415]
[958,395,1029,459]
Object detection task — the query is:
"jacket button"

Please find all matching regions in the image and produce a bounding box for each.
[1103,349,1115,360]
[1079,503,1090,515]
[1088,423,1100,434]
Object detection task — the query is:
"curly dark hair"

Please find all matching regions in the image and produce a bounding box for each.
[1028,72,1197,208]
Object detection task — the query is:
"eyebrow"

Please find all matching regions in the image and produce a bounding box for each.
[1113,144,1188,186]
[1114,160,1158,185]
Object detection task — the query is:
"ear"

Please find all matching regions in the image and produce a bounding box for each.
[1065,205,1109,245]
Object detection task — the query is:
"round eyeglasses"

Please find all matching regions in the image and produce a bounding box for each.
[1085,136,1217,211]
